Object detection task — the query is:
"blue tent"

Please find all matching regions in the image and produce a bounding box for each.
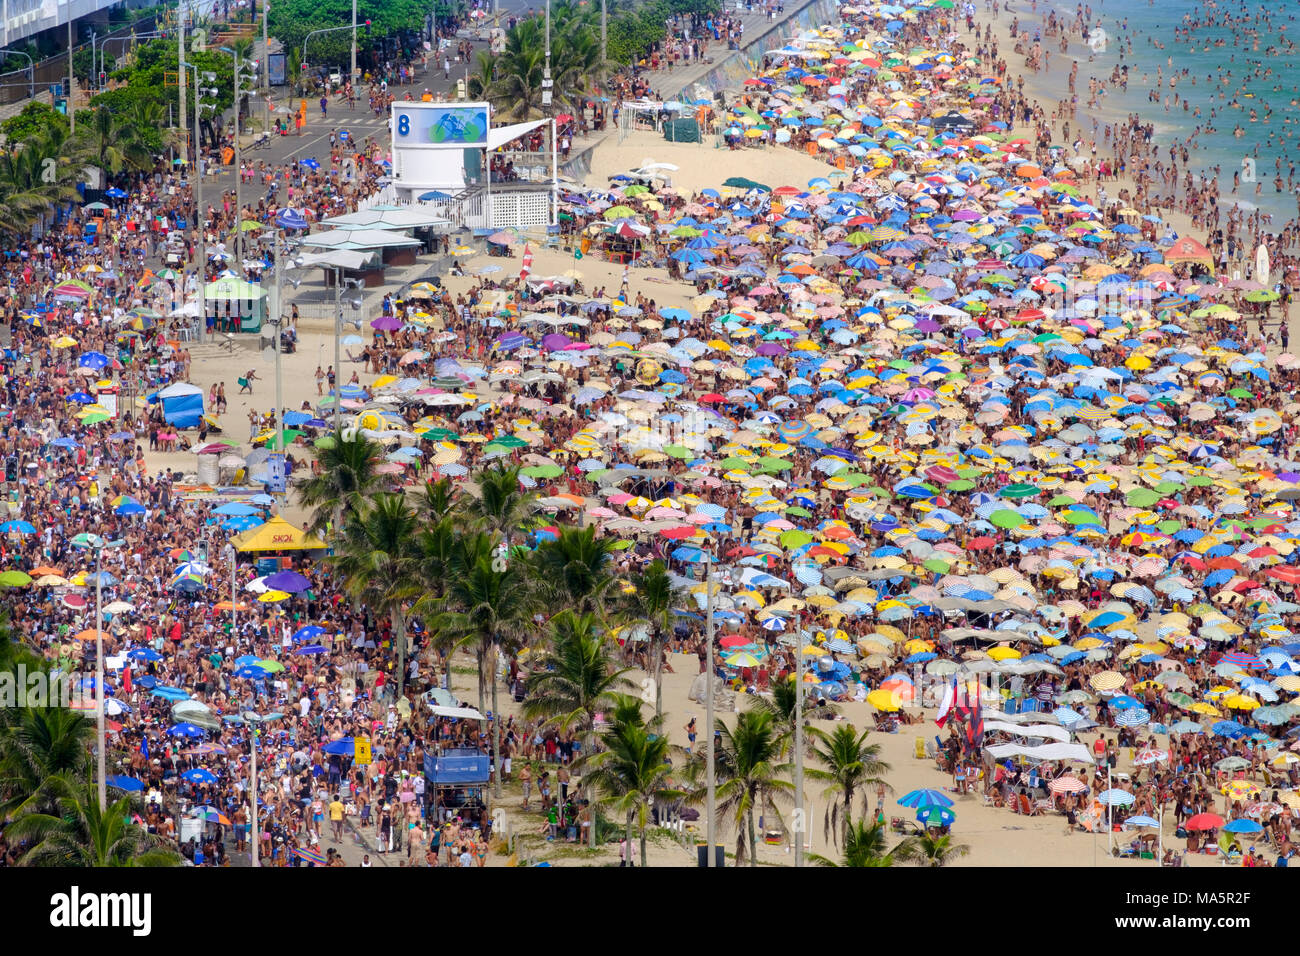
[148,382,205,429]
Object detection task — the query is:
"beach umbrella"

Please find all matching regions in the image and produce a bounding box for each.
[1124,815,1159,828]
[167,722,207,738]
[264,570,311,593]
[181,768,218,784]
[898,788,953,808]
[1098,789,1134,806]
[1184,813,1225,831]
[917,805,955,827]
[105,775,145,791]
[1222,819,1263,834]
[1047,776,1088,794]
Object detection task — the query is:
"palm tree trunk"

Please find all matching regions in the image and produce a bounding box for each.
[651,632,664,723]
[843,786,853,849]
[638,803,648,867]
[747,805,758,867]
[491,636,502,799]
[476,645,486,715]
[584,723,597,847]
[625,808,634,867]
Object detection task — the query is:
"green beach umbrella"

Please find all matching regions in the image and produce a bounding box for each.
[990,510,1027,530]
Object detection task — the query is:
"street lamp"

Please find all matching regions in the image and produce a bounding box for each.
[0,50,35,99]
[72,532,126,812]
[220,47,248,268]
[334,276,364,431]
[224,543,238,637]
[241,709,274,866]
[180,62,220,328]
[794,625,805,866]
[702,550,727,867]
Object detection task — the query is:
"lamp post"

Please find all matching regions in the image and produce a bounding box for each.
[703,550,716,867]
[794,625,805,866]
[262,0,270,97]
[0,49,35,98]
[178,0,187,135]
[181,63,218,331]
[225,543,237,637]
[542,0,551,116]
[72,533,125,812]
[221,47,245,268]
[68,16,75,134]
[330,274,364,432]
[249,713,259,866]
[350,0,357,82]
[241,708,273,866]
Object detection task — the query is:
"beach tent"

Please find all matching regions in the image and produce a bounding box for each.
[664,118,700,143]
[230,515,327,552]
[149,382,204,428]
[1164,236,1215,273]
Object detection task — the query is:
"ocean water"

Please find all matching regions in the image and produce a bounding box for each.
[1002,0,1300,225]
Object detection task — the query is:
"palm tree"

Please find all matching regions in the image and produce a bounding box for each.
[748,673,801,750]
[806,724,891,849]
[294,432,384,535]
[689,709,793,866]
[0,126,82,237]
[417,477,458,524]
[465,50,496,102]
[807,819,918,867]
[582,695,682,866]
[618,559,678,721]
[524,610,633,842]
[436,541,537,798]
[0,707,94,819]
[461,463,536,548]
[531,525,620,618]
[74,106,132,176]
[486,32,546,121]
[909,831,970,867]
[330,493,420,698]
[7,777,181,866]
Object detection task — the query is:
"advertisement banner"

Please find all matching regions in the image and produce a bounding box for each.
[392,103,490,148]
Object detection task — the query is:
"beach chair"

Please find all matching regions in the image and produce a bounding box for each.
[1019,794,1041,817]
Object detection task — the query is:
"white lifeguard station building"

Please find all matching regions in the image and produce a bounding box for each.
[389,101,559,232]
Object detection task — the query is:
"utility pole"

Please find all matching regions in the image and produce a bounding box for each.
[273,229,283,452]
[794,626,805,866]
[601,0,606,65]
[350,0,357,81]
[704,551,716,867]
[68,18,75,134]
[262,0,269,96]
[542,0,551,116]
[178,1,187,134]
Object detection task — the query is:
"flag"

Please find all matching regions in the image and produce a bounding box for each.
[122,666,132,696]
[141,734,149,760]
[935,675,957,727]
[519,244,533,282]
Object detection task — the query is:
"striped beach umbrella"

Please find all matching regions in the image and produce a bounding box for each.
[1048,776,1088,794]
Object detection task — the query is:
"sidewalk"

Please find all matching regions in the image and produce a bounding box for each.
[560,0,823,176]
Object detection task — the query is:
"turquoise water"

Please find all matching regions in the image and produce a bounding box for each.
[1004,0,1300,224]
